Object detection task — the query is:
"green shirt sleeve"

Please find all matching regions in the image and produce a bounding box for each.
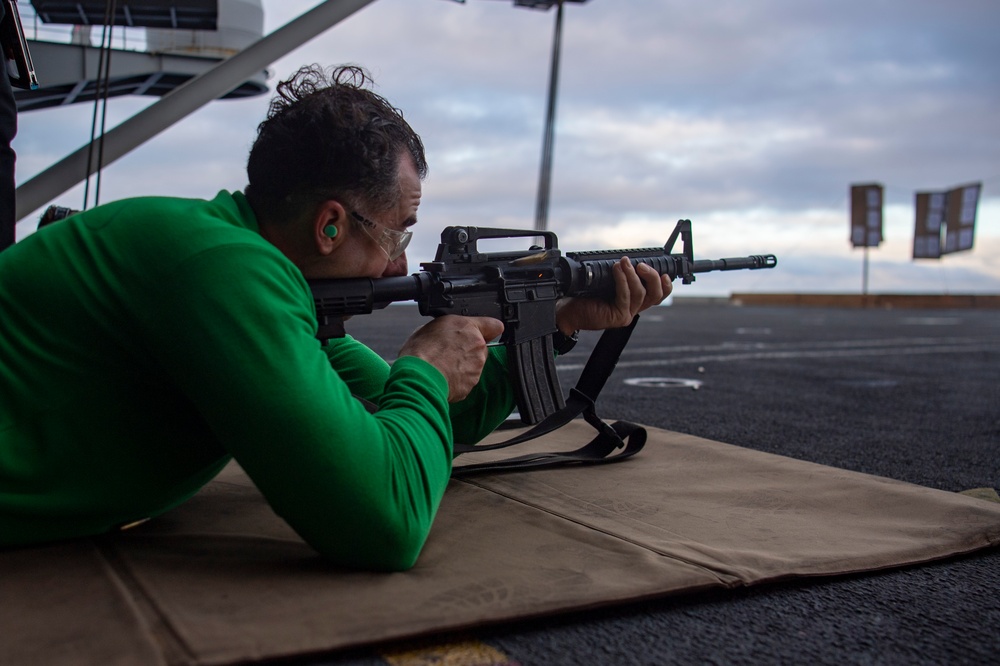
[322,335,391,403]
[326,335,516,446]
[145,243,454,571]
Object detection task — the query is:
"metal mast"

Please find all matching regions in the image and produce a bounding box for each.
[533,0,563,232]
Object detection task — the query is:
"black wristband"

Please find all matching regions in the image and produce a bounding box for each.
[552,330,579,355]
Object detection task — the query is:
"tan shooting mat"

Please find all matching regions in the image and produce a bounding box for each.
[3,421,999,666]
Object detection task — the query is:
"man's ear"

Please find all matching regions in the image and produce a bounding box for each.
[313,200,348,255]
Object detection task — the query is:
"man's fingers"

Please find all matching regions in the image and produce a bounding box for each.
[619,257,648,315]
[636,262,666,308]
[470,316,504,342]
[398,315,504,403]
[611,258,629,310]
[661,273,673,299]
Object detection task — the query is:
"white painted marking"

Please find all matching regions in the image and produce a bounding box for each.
[624,377,703,390]
[900,317,962,326]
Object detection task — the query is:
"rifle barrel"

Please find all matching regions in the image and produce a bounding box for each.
[691,254,777,273]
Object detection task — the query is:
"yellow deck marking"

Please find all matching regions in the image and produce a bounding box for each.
[382,639,515,666]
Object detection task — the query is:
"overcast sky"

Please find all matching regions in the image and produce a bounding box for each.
[12,0,1000,295]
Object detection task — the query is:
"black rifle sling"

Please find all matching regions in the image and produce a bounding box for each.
[451,316,647,477]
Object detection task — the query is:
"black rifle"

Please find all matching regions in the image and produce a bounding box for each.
[310,219,776,428]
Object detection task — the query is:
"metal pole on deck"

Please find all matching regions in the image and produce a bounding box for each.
[533,0,564,232]
[863,246,869,296]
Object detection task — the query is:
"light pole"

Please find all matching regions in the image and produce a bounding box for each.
[515,0,591,232]
[452,0,591,232]
[534,0,564,232]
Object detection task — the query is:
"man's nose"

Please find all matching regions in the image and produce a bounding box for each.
[381,252,408,277]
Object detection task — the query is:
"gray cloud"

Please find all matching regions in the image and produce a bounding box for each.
[14,0,999,292]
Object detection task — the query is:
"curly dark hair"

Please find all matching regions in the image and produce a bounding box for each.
[245,64,427,224]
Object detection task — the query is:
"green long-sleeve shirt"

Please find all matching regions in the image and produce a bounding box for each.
[0,191,513,570]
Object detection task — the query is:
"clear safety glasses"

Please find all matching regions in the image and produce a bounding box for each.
[350,210,412,261]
